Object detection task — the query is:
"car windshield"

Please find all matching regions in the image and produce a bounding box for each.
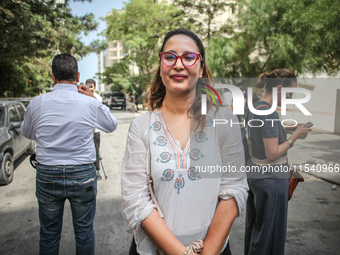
[0,107,4,128]
[20,101,30,107]
[112,93,124,97]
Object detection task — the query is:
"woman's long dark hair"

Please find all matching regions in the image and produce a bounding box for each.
[148,28,213,128]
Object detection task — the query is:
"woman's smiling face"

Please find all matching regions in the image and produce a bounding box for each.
[160,34,203,95]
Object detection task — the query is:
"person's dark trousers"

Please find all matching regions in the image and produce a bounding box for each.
[129,236,232,255]
[93,132,101,171]
[36,164,97,255]
[93,132,102,180]
[223,241,232,255]
[244,177,289,255]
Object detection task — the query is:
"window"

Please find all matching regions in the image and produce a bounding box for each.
[16,104,25,120]
[0,107,4,127]
[9,105,20,122]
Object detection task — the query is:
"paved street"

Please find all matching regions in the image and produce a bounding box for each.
[1,109,340,254]
[0,110,137,255]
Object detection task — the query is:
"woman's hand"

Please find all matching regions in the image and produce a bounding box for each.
[293,124,310,139]
[284,126,296,134]
[264,124,310,161]
[199,199,238,255]
[141,209,188,255]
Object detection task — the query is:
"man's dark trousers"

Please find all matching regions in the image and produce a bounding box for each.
[93,132,101,171]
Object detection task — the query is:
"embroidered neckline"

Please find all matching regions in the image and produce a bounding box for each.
[154,108,198,169]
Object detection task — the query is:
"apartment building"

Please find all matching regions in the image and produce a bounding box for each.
[98,40,128,92]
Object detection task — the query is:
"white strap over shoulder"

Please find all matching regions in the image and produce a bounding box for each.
[147,111,164,218]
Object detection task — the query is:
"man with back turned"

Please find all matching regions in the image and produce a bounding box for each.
[21,54,118,255]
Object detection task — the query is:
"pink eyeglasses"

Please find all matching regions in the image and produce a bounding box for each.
[159,52,201,67]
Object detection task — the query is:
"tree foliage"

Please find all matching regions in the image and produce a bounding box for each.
[0,0,102,97]
[100,0,340,89]
[238,0,340,75]
[173,0,236,41]
[98,61,130,92]
[103,0,181,90]
[205,0,340,78]
[206,34,261,78]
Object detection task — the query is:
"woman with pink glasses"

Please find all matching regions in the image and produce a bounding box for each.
[121,28,248,255]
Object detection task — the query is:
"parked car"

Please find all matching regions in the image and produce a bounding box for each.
[6,97,33,108]
[101,92,111,106]
[0,101,35,185]
[102,92,126,109]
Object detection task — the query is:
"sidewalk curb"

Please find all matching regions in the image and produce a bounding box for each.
[302,171,340,186]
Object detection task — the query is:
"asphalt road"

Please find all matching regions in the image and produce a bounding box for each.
[0,109,339,255]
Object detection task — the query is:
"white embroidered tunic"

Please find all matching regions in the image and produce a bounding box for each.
[121,107,248,255]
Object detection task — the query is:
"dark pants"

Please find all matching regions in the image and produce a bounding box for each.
[129,236,232,255]
[244,177,289,255]
[93,132,100,170]
[36,164,97,255]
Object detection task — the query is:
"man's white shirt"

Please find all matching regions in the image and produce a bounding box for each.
[21,84,118,166]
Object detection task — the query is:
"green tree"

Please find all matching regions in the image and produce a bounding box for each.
[238,0,340,75]
[206,34,261,78]
[103,0,181,90]
[173,0,257,78]
[0,0,103,96]
[98,61,130,92]
[206,0,340,78]
[173,0,236,41]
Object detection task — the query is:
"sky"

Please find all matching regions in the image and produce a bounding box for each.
[68,0,125,86]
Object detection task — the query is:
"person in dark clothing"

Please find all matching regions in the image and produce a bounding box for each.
[244,69,310,255]
[134,92,140,111]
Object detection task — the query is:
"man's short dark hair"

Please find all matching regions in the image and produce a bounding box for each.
[85,79,96,87]
[52,54,78,82]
